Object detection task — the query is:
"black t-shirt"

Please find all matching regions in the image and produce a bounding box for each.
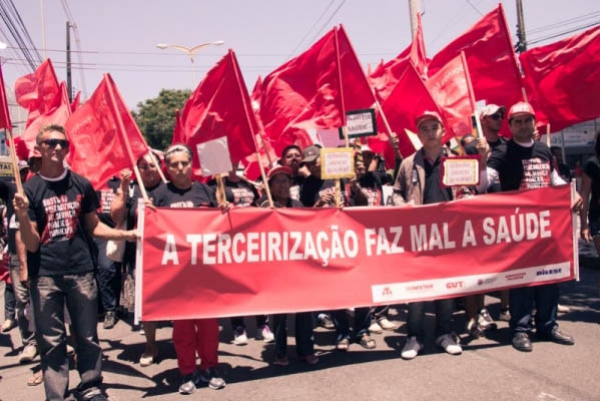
[488,140,554,192]
[209,177,259,207]
[0,180,19,254]
[300,176,346,207]
[153,182,217,208]
[259,197,303,208]
[584,155,600,220]
[24,171,98,277]
[423,156,452,204]
[125,181,163,230]
[96,177,120,228]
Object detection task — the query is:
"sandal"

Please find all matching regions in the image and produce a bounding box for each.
[358,334,376,349]
[299,354,319,365]
[274,356,289,366]
[335,338,350,351]
[27,371,43,386]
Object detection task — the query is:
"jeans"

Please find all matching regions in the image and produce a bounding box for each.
[30,272,102,401]
[273,312,314,359]
[331,307,371,342]
[509,283,559,335]
[9,255,36,347]
[4,281,15,320]
[94,238,122,313]
[407,299,454,341]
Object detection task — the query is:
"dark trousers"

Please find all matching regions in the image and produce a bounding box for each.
[273,312,314,359]
[4,281,15,320]
[509,283,559,335]
[31,272,102,401]
[407,299,454,341]
[331,307,371,342]
[94,238,122,313]
[230,315,268,330]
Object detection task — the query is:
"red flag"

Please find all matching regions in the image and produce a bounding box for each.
[379,63,444,157]
[426,52,476,142]
[18,81,72,155]
[370,14,428,102]
[428,4,524,130]
[171,109,185,146]
[14,59,61,126]
[66,74,150,189]
[0,64,11,130]
[520,26,600,131]
[181,49,258,173]
[70,91,81,113]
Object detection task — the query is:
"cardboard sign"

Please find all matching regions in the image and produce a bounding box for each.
[440,155,480,187]
[321,148,355,179]
[339,109,377,139]
[196,136,233,177]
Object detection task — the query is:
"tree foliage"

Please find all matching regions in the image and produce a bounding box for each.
[133,89,191,151]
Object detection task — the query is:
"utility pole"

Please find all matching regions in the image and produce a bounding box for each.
[408,0,421,40]
[66,21,72,102]
[515,0,527,53]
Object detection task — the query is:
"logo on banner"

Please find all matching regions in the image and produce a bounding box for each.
[536,268,562,276]
[446,281,464,289]
[505,272,526,281]
[381,287,393,297]
[477,277,497,286]
[405,283,434,292]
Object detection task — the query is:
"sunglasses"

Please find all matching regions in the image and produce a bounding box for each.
[489,113,504,121]
[42,139,70,148]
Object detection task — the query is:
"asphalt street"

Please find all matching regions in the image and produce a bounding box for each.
[1,249,599,401]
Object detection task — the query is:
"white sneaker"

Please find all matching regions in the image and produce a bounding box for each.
[436,334,462,355]
[1,319,16,333]
[368,322,383,334]
[377,317,397,331]
[256,325,275,343]
[401,336,422,360]
[233,326,248,346]
[19,344,38,364]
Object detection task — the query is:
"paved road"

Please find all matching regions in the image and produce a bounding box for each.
[1,261,599,400]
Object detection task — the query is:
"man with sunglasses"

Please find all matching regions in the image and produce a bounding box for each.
[13,125,138,401]
[479,104,507,150]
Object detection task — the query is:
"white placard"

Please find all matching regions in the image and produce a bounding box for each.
[196,136,233,177]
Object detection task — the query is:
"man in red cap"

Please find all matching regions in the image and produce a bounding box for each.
[480,101,582,352]
[393,111,487,359]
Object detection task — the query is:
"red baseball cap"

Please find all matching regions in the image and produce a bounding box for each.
[508,102,535,119]
[267,166,293,181]
[415,111,442,129]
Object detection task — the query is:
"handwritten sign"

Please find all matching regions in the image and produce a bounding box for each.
[339,109,377,139]
[321,148,355,179]
[440,156,480,187]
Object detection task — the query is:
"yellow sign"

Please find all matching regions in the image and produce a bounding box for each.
[321,148,355,180]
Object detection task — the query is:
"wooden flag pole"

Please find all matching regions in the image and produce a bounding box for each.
[215,174,227,206]
[5,128,23,195]
[147,151,167,183]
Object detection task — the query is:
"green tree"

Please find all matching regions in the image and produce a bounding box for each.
[133,89,191,151]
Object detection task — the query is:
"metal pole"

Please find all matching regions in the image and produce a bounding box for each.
[516,0,527,52]
[40,0,47,59]
[66,22,72,102]
[408,0,421,40]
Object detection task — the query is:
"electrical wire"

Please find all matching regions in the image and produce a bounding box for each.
[285,0,336,61]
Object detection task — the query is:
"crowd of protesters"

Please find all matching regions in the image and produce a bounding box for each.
[0,100,590,400]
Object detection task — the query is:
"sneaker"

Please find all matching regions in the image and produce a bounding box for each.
[256,324,275,343]
[1,319,16,333]
[436,334,462,355]
[477,309,497,330]
[401,336,422,360]
[19,344,38,364]
[368,321,383,334]
[178,373,199,395]
[316,314,335,330]
[377,317,397,331]
[467,319,483,339]
[198,367,226,390]
[557,304,571,314]
[233,326,248,346]
[103,311,117,330]
[79,387,108,401]
[498,308,511,322]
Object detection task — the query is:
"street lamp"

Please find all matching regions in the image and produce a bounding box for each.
[156,41,225,84]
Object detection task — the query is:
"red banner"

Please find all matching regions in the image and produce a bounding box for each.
[139,186,576,321]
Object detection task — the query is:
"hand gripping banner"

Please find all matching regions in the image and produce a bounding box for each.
[138,186,576,321]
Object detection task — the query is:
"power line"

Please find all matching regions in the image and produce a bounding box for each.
[527,21,599,45]
[286,0,336,61]
[305,0,346,49]
[526,11,600,35]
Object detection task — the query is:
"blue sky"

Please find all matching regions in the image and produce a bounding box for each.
[2,1,598,110]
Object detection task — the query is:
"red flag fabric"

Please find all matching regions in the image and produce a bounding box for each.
[519,26,600,132]
[180,49,257,171]
[370,13,428,102]
[66,74,150,189]
[70,91,81,113]
[0,64,11,130]
[14,59,61,126]
[428,4,525,131]
[18,81,72,156]
[426,53,476,142]
[171,109,184,146]
[379,63,444,157]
